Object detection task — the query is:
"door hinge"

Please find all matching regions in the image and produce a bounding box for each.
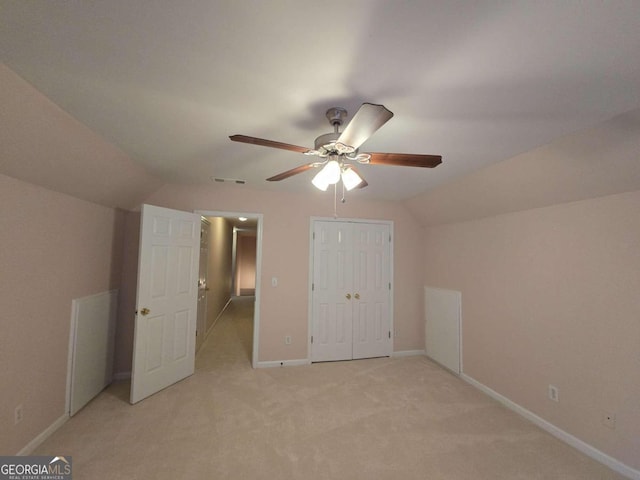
[313,232,315,240]
[389,282,391,290]
[389,331,391,339]
[311,335,314,344]
[312,283,315,291]
[389,233,392,242]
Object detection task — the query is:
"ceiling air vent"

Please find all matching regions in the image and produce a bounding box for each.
[211,177,246,184]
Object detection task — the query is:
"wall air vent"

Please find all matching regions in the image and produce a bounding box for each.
[211,177,246,184]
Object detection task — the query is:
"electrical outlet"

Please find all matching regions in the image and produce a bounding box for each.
[14,404,23,424]
[548,385,559,402]
[602,411,616,429]
[284,335,292,345]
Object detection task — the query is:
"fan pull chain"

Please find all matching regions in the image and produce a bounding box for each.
[333,183,338,218]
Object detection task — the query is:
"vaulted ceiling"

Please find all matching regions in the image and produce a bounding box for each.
[2,1,640,217]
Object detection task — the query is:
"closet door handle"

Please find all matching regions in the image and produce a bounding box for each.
[345,293,351,300]
[354,293,360,300]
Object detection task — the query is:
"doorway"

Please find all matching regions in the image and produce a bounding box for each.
[233,227,257,297]
[196,210,262,369]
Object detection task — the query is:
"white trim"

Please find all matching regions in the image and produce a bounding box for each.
[256,359,310,368]
[113,371,132,381]
[392,349,426,357]
[195,297,233,359]
[196,210,263,369]
[16,414,69,456]
[307,219,315,361]
[206,297,232,338]
[461,373,640,480]
[65,300,79,415]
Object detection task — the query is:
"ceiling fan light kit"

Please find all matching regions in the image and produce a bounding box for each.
[311,159,340,191]
[230,102,442,202]
[341,166,365,191]
[311,160,365,192]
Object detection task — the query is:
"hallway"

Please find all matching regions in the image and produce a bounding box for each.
[197,295,254,371]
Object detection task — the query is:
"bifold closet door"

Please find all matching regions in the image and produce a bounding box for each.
[311,220,391,362]
[351,222,391,360]
[311,221,354,362]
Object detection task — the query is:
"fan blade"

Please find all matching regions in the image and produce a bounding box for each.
[336,103,393,150]
[368,152,442,168]
[230,135,310,154]
[266,163,316,181]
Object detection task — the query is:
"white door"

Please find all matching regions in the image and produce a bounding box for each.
[131,205,200,404]
[311,221,353,362]
[425,287,461,374]
[311,220,391,362]
[352,223,391,359]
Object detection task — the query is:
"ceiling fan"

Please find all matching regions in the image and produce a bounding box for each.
[230,103,442,192]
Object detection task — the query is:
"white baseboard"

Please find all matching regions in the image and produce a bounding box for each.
[461,373,640,480]
[207,298,232,338]
[257,352,428,367]
[392,349,426,357]
[16,414,69,456]
[113,371,131,381]
[256,359,310,368]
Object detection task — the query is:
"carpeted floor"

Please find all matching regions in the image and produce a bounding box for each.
[34,296,626,479]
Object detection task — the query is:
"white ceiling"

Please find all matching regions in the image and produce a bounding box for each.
[2,1,640,202]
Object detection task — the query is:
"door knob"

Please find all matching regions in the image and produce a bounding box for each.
[140,308,150,316]
[354,293,360,299]
[345,293,351,300]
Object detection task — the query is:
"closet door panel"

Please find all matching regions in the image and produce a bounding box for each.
[311,221,353,362]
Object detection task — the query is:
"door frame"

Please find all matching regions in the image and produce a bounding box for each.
[308,217,394,361]
[196,210,263,369]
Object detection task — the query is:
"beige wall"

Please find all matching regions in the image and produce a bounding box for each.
[422,189,640,470]
[0,173,125,455]
[205,217,233,332]
[138,182,425,361]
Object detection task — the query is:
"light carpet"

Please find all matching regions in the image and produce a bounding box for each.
[34,296,626,479]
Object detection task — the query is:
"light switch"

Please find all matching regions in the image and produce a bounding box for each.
[271,277,278,287]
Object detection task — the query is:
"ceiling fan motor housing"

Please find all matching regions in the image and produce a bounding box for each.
[314,132,340,151]
[325,107,347,127]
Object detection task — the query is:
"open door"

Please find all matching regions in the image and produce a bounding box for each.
[130,204,200,404]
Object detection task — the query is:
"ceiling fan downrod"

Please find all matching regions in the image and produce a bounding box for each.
[326,107,347,132]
